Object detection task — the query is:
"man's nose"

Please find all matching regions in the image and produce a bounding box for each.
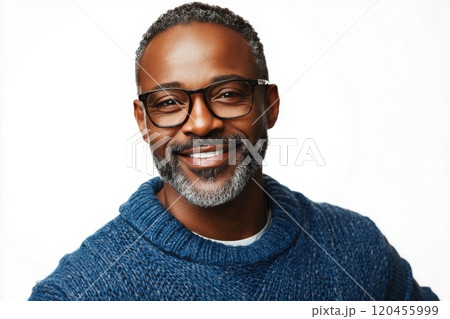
[181,94,224,136]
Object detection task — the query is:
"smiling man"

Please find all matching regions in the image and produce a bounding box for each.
[29,2,438,301]
[134,20,276,241]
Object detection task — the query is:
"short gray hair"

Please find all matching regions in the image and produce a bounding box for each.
[135,2,269,93]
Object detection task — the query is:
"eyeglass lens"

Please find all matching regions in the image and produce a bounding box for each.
[145,80,253,127]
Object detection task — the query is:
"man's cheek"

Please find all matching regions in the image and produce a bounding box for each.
[145,129,174,157]
[152,144,173,166]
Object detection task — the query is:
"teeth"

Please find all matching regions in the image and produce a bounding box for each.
[189,149,225,158]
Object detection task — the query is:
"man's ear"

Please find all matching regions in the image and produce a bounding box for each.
[133,99,148,141]
[265,84,280,129]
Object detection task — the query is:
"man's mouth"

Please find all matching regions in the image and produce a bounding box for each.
[179,145,230,158]
[176,144,237,168]
[188,149,225,159]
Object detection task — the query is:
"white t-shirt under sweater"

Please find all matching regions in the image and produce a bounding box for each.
[194,209,272,246]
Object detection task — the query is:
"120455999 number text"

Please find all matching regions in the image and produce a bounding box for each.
[372,305,438,316]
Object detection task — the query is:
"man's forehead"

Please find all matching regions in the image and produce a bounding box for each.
[138,22,257,90]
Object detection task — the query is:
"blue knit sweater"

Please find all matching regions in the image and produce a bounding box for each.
[29,175,438,300]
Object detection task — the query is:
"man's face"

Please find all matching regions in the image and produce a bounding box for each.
[134,22,279,207]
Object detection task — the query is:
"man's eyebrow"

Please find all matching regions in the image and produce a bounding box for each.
[147,75,246,92]
[149,82,182,91]
[211,74,246,82]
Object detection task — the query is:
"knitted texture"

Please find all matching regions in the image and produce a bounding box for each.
[29,175,438,301]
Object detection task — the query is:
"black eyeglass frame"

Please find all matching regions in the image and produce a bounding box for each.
[138,78,270,128]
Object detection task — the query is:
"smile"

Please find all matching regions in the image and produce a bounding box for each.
[176,144,238,169]
[188,149,225,159]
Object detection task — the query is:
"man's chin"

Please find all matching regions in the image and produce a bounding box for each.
[158,161,254,208]
[185,162,231,183]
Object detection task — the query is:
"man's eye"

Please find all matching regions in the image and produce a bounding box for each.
[151,98,188,113]
[156,99,179,107]
[216,90,244,100]
[220,92,239,98]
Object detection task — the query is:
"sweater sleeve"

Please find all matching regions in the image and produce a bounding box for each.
[384,239,439,301]
[28,254,78,301]
[28,281,72,301]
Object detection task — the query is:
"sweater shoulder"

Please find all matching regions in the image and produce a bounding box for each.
[291,193,438,300]
[293,193,382,238]
[303,199,390,273]
[29,216,145,300]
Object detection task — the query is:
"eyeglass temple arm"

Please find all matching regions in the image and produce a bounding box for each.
[140,103,151,144]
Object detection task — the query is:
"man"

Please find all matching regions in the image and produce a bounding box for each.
[29,2,438,301]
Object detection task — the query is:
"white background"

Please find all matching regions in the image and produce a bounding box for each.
[0,0,449,300]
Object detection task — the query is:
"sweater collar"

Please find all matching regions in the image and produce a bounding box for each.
[119,175,304,266]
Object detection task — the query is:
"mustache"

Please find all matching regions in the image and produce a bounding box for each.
[167,134,246,154]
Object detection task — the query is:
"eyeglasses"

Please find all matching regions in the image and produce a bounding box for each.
[138,78,270,128]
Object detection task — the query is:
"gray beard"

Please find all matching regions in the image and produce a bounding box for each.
[152,130,268,208]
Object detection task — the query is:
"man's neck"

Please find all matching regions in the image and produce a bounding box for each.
[156,171,266,241]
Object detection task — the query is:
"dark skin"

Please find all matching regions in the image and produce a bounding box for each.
[133,22,280,241]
